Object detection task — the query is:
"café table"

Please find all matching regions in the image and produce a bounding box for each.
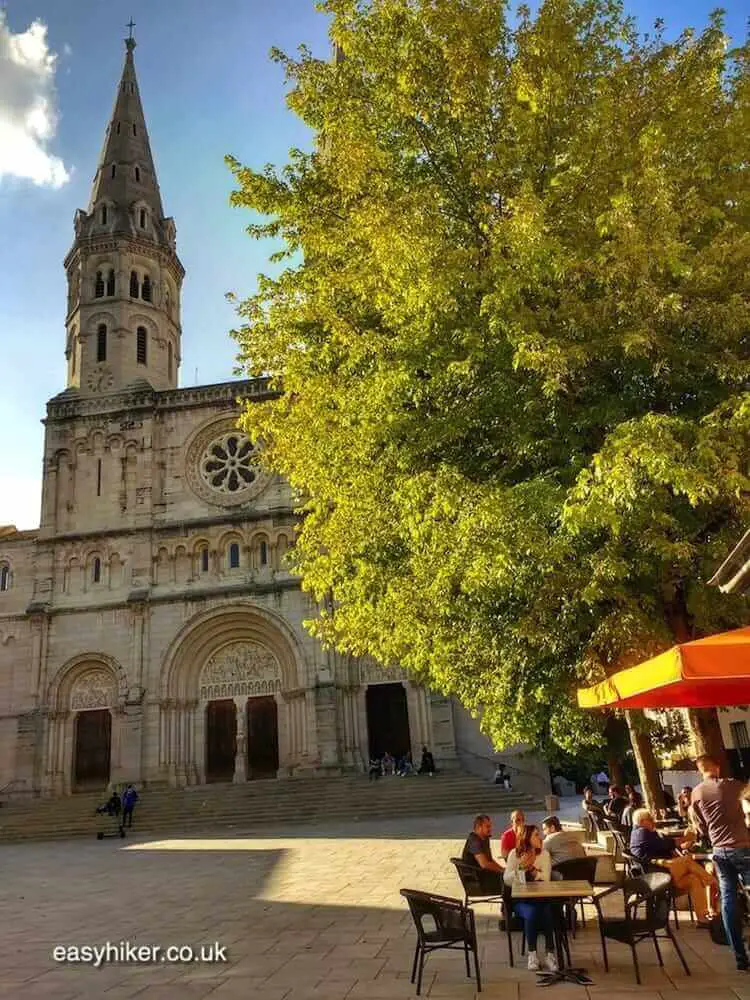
[511,879,595,985]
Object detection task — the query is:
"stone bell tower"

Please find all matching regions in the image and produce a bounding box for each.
[63,32,184,396]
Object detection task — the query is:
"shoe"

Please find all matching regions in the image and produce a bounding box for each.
[544,952,559,972]
[527,953,540,972]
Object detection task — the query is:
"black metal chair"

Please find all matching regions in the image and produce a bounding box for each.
[552,856,599,931]
[593,872,691,985]
[400,889,481,995]
[450,857,504,908]
[449,858,522,966]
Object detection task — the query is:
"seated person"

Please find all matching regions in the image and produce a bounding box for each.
[603,785,628,823]
[504,825,557,972]
[96,790,121,816]
[630,807,717,925]
[581,786,606,834]
[418,746,435,775]
[368,756,382,780]
[620,789,643,829]
[541,815,587,865]
[742,784,750,831]
[677,786,693,824]
[500,808,525,859]
[462,814,505,892]
[396,752,414,776]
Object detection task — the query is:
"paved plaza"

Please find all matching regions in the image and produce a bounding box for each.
[2,810,750,1000]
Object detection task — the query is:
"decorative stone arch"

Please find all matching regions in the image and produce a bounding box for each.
[217,529,244,573]
[48,652,128,712]
[158,602,312,785]
[45,653,129,795]
[85,310,117,336]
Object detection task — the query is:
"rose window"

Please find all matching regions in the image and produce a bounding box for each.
[199,432,258,494]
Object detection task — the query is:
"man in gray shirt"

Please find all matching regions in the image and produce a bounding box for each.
[542,816,587,865]
[691,754,750,969]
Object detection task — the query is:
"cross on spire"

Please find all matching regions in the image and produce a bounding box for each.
[126,18,136,39]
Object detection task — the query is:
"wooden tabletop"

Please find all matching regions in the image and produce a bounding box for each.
[511,880,593,900]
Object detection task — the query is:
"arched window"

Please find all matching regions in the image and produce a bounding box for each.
[165,288,171,312]
[116,122,121,134]
[111,164,116,179]
[94,271,104,298]
[139,209,147,229]
[71,331,77,376]
[167,342,173,381]
[106,269,115,296]
[229,543,240,569]
[135,166,140,182]
[199,547,209,574]
[101,205,107,225]
[97,324,107,362]
[136,327,147,365]
[130,271,139,298]
[92,557,101,584]
[133,123,137,136]
[259,541,268,566]
[141,275,152,302]
[0,564,9,592]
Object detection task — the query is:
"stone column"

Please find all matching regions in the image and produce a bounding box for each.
[356,687,369,766]
[195,704,206,784]
[314,682,340,771]
[166,701,179,787]
[61,711,73,795]
[186,701,199,785]
[233,698,246,783]
[110,707,126,787]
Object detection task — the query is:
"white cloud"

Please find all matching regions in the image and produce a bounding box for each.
[0,12,69,188]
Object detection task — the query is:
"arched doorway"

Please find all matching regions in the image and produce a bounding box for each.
[45,659,124,796]
[205,699,236,783]
[366,682,411,760]
[74,709,111,788]
[247,696,279,779]
[159,603,311,786]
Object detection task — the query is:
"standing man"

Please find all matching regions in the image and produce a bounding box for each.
[121,784,139,829]
[691,754,750,969]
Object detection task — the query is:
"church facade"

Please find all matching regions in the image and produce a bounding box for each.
[0,38,495,798]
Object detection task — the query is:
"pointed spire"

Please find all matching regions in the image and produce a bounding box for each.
[86,31,167,240]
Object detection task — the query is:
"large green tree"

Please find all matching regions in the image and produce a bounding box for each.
[227,0,750,800]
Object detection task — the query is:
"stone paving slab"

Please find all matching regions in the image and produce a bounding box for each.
[1,810,750,998]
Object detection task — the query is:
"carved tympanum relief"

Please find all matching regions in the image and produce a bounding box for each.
[199,641,281,700]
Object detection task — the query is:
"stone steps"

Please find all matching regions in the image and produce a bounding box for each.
[0,774,542,843]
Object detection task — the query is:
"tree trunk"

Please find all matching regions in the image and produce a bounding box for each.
[664,587,730,773]
[687,707,729,772]
[604,713,627,788]
[625,710,665,812]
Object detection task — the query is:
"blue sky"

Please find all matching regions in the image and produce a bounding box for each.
[0,0,746,530]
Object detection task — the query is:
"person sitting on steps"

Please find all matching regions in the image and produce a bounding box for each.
[418,746,435,775]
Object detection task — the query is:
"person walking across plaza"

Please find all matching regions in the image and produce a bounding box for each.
[691,754,750,969]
